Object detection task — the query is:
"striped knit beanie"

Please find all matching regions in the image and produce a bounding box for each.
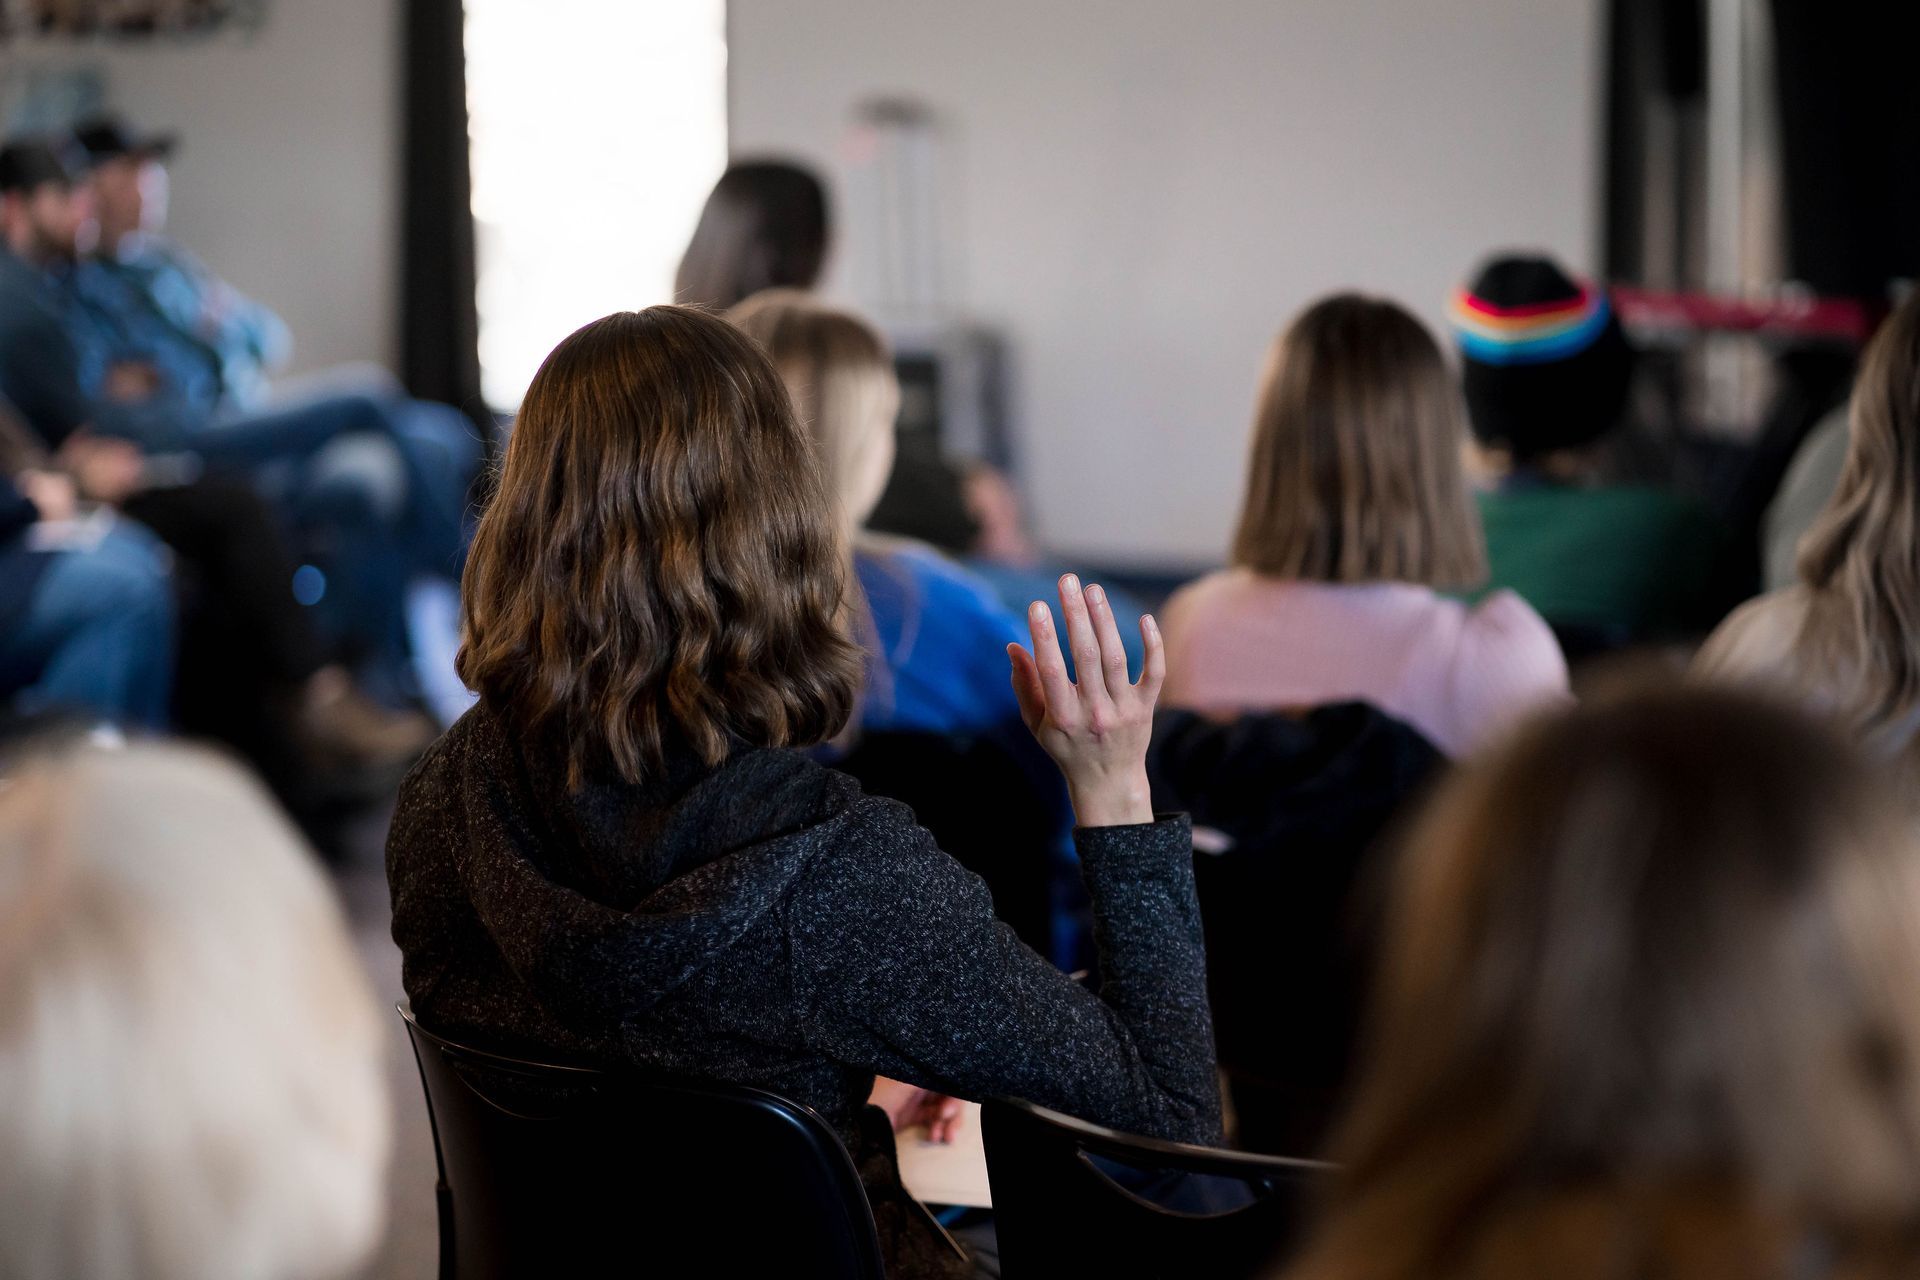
[1450,255,1636,460]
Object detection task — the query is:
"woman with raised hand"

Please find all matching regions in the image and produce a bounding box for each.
[386,306,1218,1279]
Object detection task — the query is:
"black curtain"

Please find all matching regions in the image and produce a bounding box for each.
[1602,0,1706,285]
[400,0,487,428]
[1769,0,1920,302]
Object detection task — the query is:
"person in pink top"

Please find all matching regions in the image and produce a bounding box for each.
[1162,294,1568,758]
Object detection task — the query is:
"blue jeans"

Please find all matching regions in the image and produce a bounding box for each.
[121,390,481,695]
[0,523,175,729]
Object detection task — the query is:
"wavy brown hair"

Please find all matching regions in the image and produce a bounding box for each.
[457,306,863,784]
[1286,685,1920,1280]
[1791,291,1920,748]
[1232,294,1487,589]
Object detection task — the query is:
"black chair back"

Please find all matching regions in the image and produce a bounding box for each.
[983,1098,1329,1279]
[1149,704,1444,1155]
[399,1006,885,1280]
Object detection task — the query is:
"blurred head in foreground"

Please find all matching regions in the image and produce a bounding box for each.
[0,741,389,1280]
[1289,684,1920,1280]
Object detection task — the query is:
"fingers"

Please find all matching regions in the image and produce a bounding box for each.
[1055,575,1112,714]
[1085,584,1133,703]
[1026,599,1077,716]
[1007,643,1046,731]
[1136,613,1166,703]
[929,1096,966,1144]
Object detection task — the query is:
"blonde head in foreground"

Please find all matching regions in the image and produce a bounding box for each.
[0,741,390,1280]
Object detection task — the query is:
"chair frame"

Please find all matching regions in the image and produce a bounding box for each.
[983,1096,1332,1279]
[398,1004,887,1280]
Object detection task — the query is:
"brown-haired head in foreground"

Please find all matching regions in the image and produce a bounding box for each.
[1288,683,1920,1280]
[458,306,863,785]
[727,289,900,533]
[1232,293,1486,589]
[1793,290,1920,747]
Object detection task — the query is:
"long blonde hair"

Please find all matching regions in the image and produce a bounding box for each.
[726,288,901,536]
[1791,292,1920,749]
[0,741,390,1280]
[1232,293,1487,589]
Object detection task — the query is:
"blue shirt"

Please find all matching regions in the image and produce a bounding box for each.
[0,249,187,452]
[94,234,291,412]
[854,541,1026,738]
[57,257,226,421]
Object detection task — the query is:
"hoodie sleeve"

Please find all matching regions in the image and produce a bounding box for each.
[786,798,1222,1146]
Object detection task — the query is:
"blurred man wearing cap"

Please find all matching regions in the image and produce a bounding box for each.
[0,135,434,788]
[23,120,473,711]
[1450,253,1736,652]
[77,116,290,413]
[61,115,481,714]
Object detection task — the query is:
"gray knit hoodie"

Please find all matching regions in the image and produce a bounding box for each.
[387,703,1221,1277]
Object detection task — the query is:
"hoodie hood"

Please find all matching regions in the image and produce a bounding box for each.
[410,705,863,1052]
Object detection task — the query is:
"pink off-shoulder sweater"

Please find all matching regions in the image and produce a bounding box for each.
[1159,570,1570,758]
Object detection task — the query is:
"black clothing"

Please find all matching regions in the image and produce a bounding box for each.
[1148,704,1444,1156]
[388,703,1220,1278]
[0,477,47,633]
[121,479,324,793]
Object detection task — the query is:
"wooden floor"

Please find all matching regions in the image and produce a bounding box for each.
[335,803,442,1280]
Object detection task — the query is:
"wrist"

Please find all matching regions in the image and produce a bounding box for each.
[1068,769,1154,828]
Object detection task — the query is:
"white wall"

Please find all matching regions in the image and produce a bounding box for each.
[4,0,400,377]
[730,0,1603,564]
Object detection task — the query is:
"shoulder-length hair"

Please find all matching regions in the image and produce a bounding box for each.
[1792,292,1920,749]
[458,306,863,785]
[1231,293,1486,589]
[674,160,830,313]
[727,289,900,532]
[1286,685,1920,1280]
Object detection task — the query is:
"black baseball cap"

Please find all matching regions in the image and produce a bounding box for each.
[0,138,87,196]
[73,114,177,163]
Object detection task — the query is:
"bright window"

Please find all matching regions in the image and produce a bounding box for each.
[465,0,728,410]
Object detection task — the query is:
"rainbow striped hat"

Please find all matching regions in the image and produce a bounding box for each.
[1449,277,1614,366]
[1450,255,1636,456]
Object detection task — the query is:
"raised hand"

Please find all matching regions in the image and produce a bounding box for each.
[1006,574,1165,828]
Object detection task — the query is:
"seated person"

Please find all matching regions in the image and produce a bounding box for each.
[727,290,1027,739]
[53,125,477,693]
[0,452,173,730]
[1282,684,1920,1280]
[679,158,1102,635]
[1161,292,1566,759]
[1698,290,1920,765]
[73,115,289,411]
[1760,400,1849,592]
[0,738,389,1280]
[0,139,431,784]
[388,306,1219,1280]
[1452,254,1731,646]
